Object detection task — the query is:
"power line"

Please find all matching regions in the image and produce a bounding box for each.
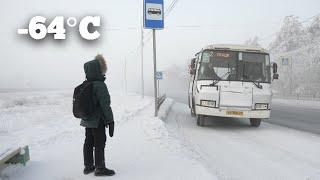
[106,12,320,33]
[105,27,138,31]
[165,0,179,17]
[126,4,319,50]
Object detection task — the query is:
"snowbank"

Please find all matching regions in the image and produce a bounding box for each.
[157,98,174,120]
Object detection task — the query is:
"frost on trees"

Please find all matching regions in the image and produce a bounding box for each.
[270,15,320,98]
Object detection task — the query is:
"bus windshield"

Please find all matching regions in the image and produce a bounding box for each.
[197,50,271,83]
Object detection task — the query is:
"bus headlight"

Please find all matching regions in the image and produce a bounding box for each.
[201,100,216,108]
[255,103,268,110]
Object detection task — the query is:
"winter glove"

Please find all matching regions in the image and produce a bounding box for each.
[108,122,114,137]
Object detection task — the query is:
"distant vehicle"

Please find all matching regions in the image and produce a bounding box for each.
[148,8,161,16]
[188,44,279,127]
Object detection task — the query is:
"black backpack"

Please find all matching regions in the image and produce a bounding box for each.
[73,81,95,119]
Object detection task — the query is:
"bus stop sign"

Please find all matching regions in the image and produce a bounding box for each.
[156,71,163,80]
[143,0,164,29]
[282,57,289,66]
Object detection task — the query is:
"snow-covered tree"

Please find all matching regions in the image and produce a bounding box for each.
[270,16,304,53]
[307,16,320,43]
[244,36,261,47]
[269,15,320,98]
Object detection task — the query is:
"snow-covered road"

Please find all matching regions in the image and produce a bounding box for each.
[165,102,320,180]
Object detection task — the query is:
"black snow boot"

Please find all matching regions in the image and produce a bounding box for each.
[94,167,115,176]
[83,166,95,175]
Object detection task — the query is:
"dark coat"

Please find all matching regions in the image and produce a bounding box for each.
[80,59,114,128]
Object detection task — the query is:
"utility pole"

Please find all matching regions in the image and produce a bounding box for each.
[140,27,145,98]
[152,29,158,117]
[290,57,293,96]
[157,79,160,98]
[124,58,127,94]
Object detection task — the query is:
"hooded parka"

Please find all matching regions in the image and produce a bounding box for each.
[80,58,114,128]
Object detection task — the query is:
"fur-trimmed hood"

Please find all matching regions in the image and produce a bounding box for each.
[84,55,107,81]
[95,54,107,75]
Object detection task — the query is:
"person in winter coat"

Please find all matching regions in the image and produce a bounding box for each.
[81,54,115,176]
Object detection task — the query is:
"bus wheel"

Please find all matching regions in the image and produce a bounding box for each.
[191,100,196,117]
[250,118,261,127]
[191,107,196,117]
[197,115,205,126]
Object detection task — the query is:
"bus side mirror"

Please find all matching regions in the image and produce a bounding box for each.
[272,62,278,74]
[272,62,279,80]
[273,73,279,80]
[189,58,196,75]
[189,69,195,75]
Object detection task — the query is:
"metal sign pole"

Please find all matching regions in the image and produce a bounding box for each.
[152,29,158,117]
[144,0,163,117]
[140,27,144,98]
[157,80,160,97]
[290,57,293,96]
[124,57,127,94]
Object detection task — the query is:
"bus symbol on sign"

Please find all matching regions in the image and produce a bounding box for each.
[145,3,163,21]
[148,8,161,16]
[143,0,164,29]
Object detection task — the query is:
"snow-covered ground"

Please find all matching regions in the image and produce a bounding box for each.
[1,90,320,180]
[0,90,215,180]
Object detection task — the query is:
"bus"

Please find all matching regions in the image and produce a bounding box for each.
[148,8,162,16]
[188,44,279,127]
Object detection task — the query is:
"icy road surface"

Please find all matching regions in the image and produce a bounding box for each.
[270,99,320,135]
[165,102,320,180]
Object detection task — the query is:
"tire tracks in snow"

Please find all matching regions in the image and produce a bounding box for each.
[166,102,228,179]
[165,102,320,180]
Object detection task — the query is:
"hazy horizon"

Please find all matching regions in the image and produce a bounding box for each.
[1,0,319,93]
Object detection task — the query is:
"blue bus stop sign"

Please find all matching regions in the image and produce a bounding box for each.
[156,71,163,80]
[282,58,289,66]
[143,0,164,29]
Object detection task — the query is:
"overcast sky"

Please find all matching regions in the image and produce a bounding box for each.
[0,0,319,91]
